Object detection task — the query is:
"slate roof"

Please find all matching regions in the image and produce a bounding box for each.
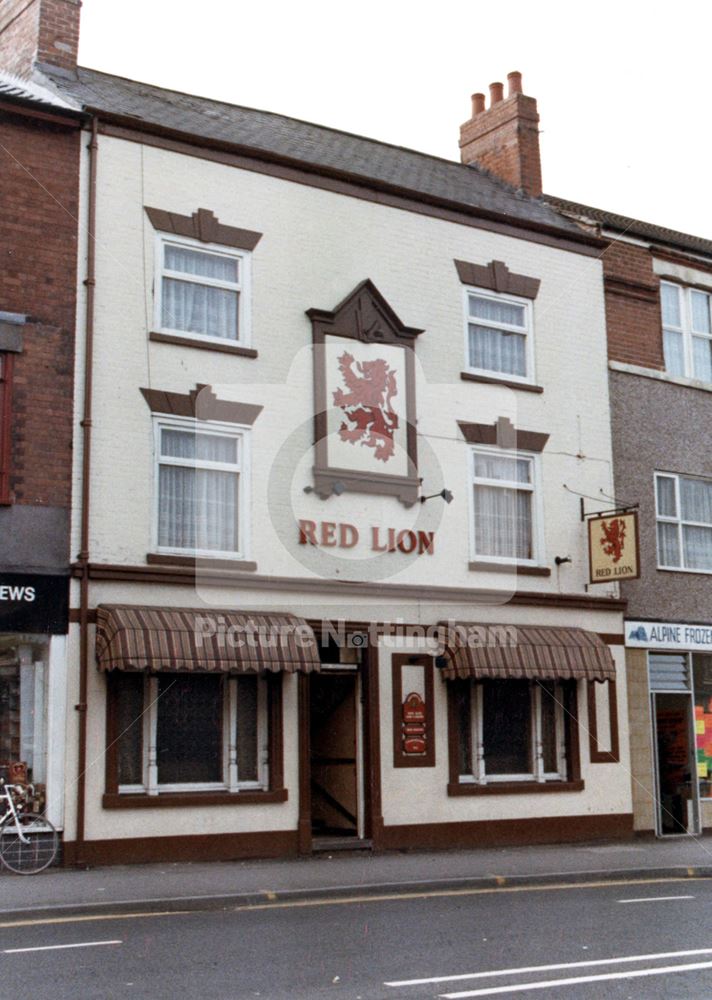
[546,194,712,260]
[0,71,75,111]
[41,65,585,238]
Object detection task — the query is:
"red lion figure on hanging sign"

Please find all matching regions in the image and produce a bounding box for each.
[332,351,399,462]
[600,517,626,563]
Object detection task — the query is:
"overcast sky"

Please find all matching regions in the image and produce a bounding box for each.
[78,0,711,238]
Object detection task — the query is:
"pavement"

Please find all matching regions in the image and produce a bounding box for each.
[3,834,712,921]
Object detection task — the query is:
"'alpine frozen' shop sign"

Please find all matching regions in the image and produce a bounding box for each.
[626,620,712,652]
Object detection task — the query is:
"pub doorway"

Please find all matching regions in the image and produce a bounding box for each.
[309,671,361,845]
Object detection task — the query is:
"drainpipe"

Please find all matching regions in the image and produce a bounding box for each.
[74,115,98,865]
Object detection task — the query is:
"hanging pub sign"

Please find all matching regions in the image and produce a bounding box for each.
[588,511,640,584]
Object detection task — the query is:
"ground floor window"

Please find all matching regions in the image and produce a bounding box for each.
[692,654,712,799]
[108,672,273,795]
[0,636,49,806]
[452,678,573,784]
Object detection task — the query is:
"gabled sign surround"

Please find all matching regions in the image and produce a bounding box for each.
[307,280,423,506]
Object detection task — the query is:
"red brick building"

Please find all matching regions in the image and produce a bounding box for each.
[0,2,83,833]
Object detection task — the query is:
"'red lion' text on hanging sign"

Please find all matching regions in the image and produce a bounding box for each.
[298,519,435,555]
[588,511,640,583]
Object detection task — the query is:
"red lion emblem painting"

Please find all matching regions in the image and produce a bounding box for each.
[332,351,398,462]
[600,517,626,563]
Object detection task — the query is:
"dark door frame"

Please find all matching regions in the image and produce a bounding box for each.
[298,642,382,853]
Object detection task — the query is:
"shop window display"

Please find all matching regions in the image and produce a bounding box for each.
[693,655,712,798]
[0,636,49,811]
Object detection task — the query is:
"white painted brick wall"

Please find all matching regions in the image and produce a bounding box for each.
[86,134,615,597]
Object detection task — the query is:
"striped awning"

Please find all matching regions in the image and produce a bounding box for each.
[95,605,322,673]
[437,623,615,682]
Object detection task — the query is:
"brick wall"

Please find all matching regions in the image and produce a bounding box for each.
[459,85,542,197]
[601,241,665,369]
[0,108,80,510]
[0,0,80,77]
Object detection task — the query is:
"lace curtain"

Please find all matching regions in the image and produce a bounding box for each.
[657,474,712,569]
[158,429,238,553]
[473,454,532,560]
[162,245,238,340]
[468,294,527,377]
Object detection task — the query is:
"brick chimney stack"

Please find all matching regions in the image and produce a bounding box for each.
[459,71,542,197]
[0,0,81,79]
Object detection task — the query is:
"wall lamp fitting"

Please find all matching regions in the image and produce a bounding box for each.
[554,555,572,566]
[420,488,454,505]
[303,481,346,497]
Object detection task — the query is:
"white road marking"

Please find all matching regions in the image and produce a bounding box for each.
[440,959,712,998]
[385,947,712,987]
[3,939,122,954]
[618,895,694,903]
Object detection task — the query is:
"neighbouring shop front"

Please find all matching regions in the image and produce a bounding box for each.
[67,598,632,865]
[0,573,69,831]
[627,619,712,836]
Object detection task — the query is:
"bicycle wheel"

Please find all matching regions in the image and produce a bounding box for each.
[0,812,59,874]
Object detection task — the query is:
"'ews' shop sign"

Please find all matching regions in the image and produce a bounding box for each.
[298,520,435,555]
[0,573,69,634]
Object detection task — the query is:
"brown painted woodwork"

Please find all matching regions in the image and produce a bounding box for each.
[146,554,258,572]
[297,673,311,854]
[104,673,287,797]
[149,331,258,357]
[102,790,288,808]
[468,562,551,576]
[447,780,585,796]
[74,561,628,610]
[377,813,633,851]
[62,829,299,867]
[458,416,549,453]
[445,677,582,787]
[307,280,422,506]
[362,643,383,844]
[392,655,435,768]
[460,371,544,393]
[588,679,621,763]
[454,259,540,299]
[140,385,263,424]
[144,206,262,250]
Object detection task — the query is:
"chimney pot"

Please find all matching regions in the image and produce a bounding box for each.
[507,71,523,96]
[460,73,542,197]
[489,82,504,106]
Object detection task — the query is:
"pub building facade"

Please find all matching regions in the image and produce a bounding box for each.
[36,5,632,864]
[548,195,712,839]
[0,48,82,832]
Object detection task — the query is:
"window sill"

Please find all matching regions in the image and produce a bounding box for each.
[460,371,544,393]
[147,553,258,572]
[656,564,712,577]
[448,780,584,797]
[102,789,288,809]
[150,331,258,358]
[468,561,551,576]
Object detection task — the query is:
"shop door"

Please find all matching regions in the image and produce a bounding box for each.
[309,673,358,840]
[652,692,700,836]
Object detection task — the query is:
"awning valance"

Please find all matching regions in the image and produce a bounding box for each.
[95,605,322,673]
[437,623,615,682]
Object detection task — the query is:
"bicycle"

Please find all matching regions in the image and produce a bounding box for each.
[0,778,59,875]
